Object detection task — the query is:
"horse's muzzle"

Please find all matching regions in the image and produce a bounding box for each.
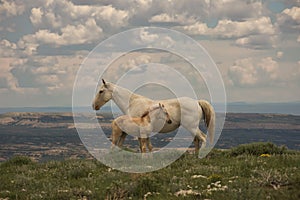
[92,104,100,110]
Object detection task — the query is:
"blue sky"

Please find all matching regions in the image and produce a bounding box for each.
[0,0,299,107]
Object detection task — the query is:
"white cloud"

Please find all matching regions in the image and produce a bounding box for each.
[258,57,279,80]
[228,57,280,87]
[277,51,283,59]
[216,17,275,38]
[277,6,300,31]
[184,17,275,39]
[18,1,130,55]
[1,0,300,105]
[183,21,209,35]
[7,55,82,95]
[228,58,258,86]
[235,35,277,49]
[210,0,266,20]
[18,18,103,55]
[149,13,197,25]
[29,1,129,31]
[0,58,19,90]
[30,7,43,26]
[120,55,152,73]
[0,0,25,19]
[0,39,17,57]
[139,29,159,44]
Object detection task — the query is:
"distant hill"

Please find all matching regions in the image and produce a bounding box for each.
[0,112,299,162]
[0,112,299,130]
[1,102,300,115]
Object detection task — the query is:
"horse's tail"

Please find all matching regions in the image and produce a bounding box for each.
[198,100,215,145]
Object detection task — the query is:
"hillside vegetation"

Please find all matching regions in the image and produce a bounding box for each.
[0,142,299,200]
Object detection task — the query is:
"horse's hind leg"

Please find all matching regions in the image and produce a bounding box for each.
[193,137,200,155]
[196,128,207,150]
[185,127,207,155]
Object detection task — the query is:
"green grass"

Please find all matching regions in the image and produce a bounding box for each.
[0,143,299,200]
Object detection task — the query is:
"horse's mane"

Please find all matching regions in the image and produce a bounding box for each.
[141,110,149,118]
[141,105,160,119]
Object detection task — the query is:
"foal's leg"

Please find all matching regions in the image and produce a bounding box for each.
[111,121,123,149]
[139,132,148,153]
[138,137,147,153]
[117,132,127,147]
[146,137,153,152]
[140,138,147,153]
[138,138,143,152]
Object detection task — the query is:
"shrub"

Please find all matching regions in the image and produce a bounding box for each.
[228,142,287,157]
[208,174,222,183]
[1,156,35,167]
[130,175,161,197]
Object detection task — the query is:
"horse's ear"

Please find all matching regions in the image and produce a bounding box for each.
[102,79,107,88]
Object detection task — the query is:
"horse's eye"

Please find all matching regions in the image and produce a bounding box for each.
[99,90,104,94]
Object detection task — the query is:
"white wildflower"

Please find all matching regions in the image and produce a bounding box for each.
[191,175,208,179]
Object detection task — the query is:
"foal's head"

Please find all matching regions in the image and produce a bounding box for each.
[145,103,172,124]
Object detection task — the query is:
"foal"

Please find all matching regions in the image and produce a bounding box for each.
[111,103,172,153]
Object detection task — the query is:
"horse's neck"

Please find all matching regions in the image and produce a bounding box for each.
[111,84,142,114]
[148,110,159,124]
[141,114,150,123]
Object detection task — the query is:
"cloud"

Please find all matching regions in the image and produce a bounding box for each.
[0,39,17,57]
[0,0,25,19]
[121,55,151,72]
[18,18,103,55]
[149,13,197,25]
[210,0,266,20]
[184,17,275,39]
[277,51,284,59]
[8,55,82,95]
[29,1,129,31]
[277,6,300,31]
[30,7,43,26]
[17,0,130,55]
[139,29,159,44]
[228,57,280,87]
[0,58,19,90]
[235,35,277,49]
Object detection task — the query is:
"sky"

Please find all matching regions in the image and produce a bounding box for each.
[0,0,299,107]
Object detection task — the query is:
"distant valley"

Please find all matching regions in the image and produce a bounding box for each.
[0,112,299,161]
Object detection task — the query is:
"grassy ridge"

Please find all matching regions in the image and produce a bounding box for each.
[0,143,299,200]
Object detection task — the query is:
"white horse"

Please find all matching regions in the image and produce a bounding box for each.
[111,103,172,153]
[92,79,215,154]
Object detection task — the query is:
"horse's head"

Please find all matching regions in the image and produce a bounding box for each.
[151,103,172,124]
[92,79,113,110]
